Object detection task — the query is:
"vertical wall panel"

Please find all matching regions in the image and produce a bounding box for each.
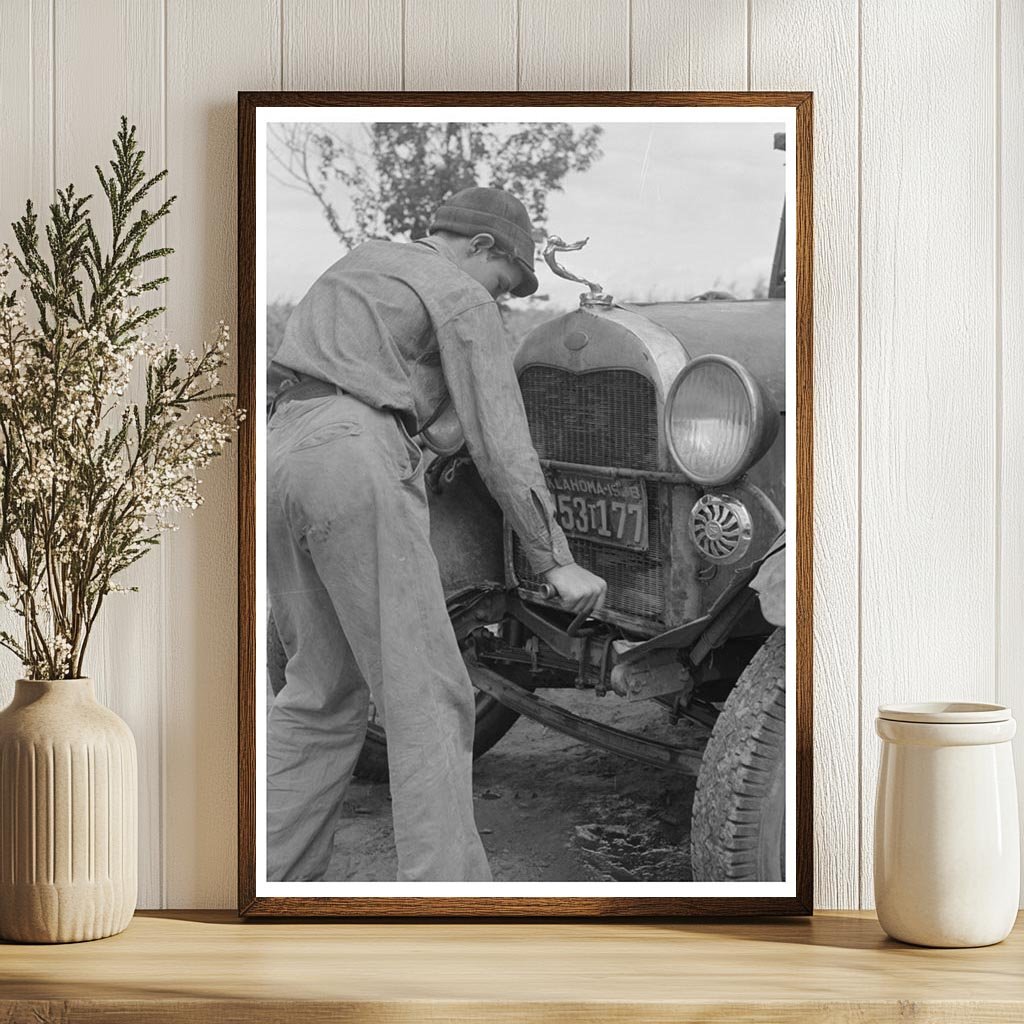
[53,0,166,909]
[860,0,998,908]
[284,0,402,90]
[519,0,629,90]
[751,1,860,910]
[0,1,52,698]
[0,0,51,228]
[405,0,516,89]
[631,0,746,90]
[1000,0,1024,902]
[164,0,280,908]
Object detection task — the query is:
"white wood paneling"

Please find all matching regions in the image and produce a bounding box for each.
[52,0,167,909]
[519,0,629,90]
[404,0,516,90]
[1000,0,1024,899]
[631,0,746,91]
[0,0,1020,911]
[0,0,52,228]
[164,0,280,908]
[283,0,402,90]
[750,0,860,910]
[859,0,998,908]
[0,0,53,697]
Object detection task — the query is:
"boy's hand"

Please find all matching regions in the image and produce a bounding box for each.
[542,563,608,616]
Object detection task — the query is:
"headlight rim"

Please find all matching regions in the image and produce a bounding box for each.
[664,354,777,486]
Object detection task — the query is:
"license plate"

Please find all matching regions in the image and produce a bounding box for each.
[546,469,649,552]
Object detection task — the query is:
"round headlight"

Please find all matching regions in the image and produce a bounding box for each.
[664,355,779,486]
[419,401,465,456]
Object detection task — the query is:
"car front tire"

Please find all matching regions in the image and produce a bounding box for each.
[690,628,786,882]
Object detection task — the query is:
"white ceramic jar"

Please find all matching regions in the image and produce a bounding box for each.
[874,702,1019,948]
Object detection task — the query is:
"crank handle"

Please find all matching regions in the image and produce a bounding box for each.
[567,607,591,637]
[517,582,592,636]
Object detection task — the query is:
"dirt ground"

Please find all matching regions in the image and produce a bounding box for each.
[325,690,712,883]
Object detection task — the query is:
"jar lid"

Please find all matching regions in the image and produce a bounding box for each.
[877,701,1011,724]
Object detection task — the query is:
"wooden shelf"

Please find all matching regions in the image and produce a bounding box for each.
[2,910,1022,1022]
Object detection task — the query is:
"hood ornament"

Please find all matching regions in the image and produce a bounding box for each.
[543,236,614,308]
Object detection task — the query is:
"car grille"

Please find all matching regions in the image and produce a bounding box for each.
[514,366,667,625]
[518,367,660,470]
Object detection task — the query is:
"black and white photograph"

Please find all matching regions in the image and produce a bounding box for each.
[242,97,809,914]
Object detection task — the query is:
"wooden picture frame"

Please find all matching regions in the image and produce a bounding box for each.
[238,91,813,917]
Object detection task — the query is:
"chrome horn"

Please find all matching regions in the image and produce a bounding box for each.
[543,235,614,308]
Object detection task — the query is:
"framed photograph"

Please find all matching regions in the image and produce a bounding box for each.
[238,91,812,917]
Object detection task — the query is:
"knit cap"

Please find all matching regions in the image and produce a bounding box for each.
[428,186,538,297]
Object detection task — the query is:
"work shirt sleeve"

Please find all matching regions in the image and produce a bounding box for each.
[436,300,575,576]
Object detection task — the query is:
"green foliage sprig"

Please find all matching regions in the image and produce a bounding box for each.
[0,117,242,679]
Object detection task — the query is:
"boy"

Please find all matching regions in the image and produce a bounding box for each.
[267,186,606,881]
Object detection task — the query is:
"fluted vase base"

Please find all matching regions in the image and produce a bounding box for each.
[0,879,134,943]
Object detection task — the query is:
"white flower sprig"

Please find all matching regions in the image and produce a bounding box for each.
[0,119,242,679]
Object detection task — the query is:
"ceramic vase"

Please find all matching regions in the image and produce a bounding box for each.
[0,678,137,942]
[874,702,1019,948]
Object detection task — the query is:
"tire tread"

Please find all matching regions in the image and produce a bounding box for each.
[691,629,786,881]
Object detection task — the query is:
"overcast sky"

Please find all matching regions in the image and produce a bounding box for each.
[267,120,785,310]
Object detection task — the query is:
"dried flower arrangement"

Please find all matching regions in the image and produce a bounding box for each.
[0,118,242,679]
